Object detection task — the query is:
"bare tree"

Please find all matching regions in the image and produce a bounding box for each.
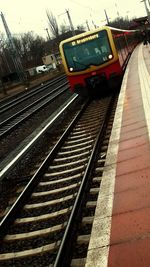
[77,24,86,31]
[14,32,45,68]
[0,33,14,74]
[46,10,59,38]
[59,24,70,34]
[109,17,132,30]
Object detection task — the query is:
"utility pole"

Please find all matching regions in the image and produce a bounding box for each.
[141,0,150,22]
[45,28,51,40]
[115,3,122,28]
[92,20,97,29]
[104,9,110,25]
[58,9,75,36]
[0,12,26,82]
[86,20,90,31]
[90,14,97,29]
[66,9,75,36]
[147,0,150,7]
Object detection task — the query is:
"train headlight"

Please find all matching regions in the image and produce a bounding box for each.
[69,67,74,71]
[108,54,113,59]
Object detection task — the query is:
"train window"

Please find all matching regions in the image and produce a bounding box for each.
[63,30,113,72]
[113,32,129,65]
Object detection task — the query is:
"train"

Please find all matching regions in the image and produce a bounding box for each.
[59,26,140,97]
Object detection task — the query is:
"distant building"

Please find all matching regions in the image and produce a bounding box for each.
[42,54,57,69]
[130,16,150,30]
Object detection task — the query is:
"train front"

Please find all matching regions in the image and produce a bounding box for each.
[60,28,121,97]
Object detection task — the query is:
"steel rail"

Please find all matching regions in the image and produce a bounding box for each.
[53,95,114,267]
[0,75,66,114]
[0,98,89,238]
[0,81,68,127]
[0,94,78,182]
[0,83,69,139]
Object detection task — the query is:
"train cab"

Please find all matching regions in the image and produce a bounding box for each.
[59,26,140,97]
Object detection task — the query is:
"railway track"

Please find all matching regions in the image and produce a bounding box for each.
[0,75,66,115]
[0,79,69,139]
[0,94,79,183]
[0,76,72,162]
[0,94,80,217]
[0,94,118,266]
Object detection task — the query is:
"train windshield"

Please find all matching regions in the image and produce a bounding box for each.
[63,30,113,72]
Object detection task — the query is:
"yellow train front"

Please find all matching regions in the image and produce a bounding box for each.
[59,26,139,97]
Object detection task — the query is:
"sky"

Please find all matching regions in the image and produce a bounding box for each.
[0,0,147,39]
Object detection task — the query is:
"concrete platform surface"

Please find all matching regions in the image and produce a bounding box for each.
[85,44,150,267]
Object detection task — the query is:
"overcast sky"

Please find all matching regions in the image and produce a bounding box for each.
[0,0,147,39]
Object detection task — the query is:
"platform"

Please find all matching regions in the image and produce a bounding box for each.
[85,43,150,267]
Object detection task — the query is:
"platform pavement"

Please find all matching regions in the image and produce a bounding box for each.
[85,43,150,267]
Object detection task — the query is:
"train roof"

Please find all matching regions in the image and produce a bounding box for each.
[59,26,138,46]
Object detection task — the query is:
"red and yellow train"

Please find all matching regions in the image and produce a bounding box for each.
[59,26,140,96]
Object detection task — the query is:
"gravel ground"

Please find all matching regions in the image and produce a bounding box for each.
[0,89,72,161]
[0,70,64,101]
[0,96,84,217]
